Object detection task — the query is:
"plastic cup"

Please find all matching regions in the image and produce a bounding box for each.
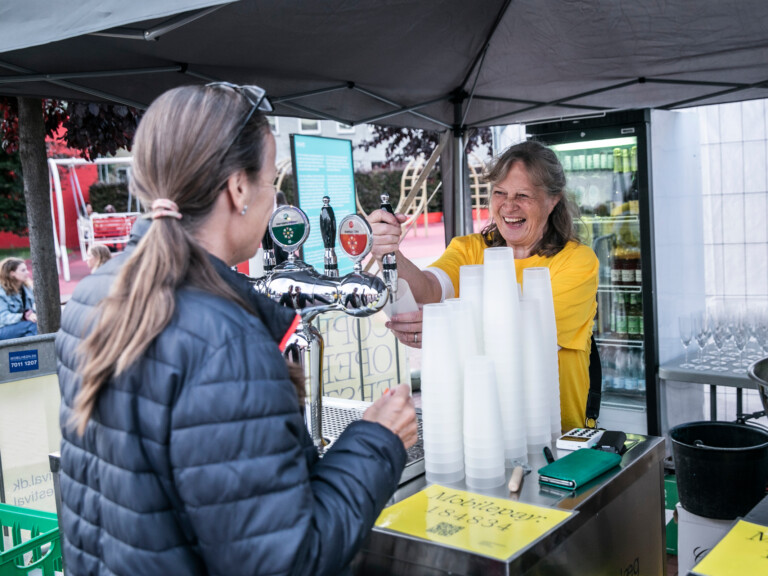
[466,474,507,490]
[425,459,465,474]
[426,469,465,485]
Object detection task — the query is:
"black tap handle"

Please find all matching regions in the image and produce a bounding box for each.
[320,196,336,249]
[380,193,395,215]
[262,228,274,251]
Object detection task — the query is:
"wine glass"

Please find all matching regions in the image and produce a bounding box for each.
[691,311,710,369]
[731,320,748,373]
[710,318,729,372]
[679,315,694,368]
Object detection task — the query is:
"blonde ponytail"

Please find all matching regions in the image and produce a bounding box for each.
[71,85,270,435]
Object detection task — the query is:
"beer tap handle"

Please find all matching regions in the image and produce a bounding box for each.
[269,205,310,263]
[338,214,373,274]
[320,196,339,277]
[380,193,398,302]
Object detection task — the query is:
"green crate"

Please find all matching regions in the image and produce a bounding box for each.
[0,503,63,576]
[664,474,679,555]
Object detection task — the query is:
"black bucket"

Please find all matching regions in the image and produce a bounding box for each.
[670,421,768,520]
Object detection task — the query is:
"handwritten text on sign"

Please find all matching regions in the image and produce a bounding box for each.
[375,484,572,561]
[693,520,768,575]
[9,349,38,373]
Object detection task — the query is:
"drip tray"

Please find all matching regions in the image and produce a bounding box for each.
[322,397,424,486]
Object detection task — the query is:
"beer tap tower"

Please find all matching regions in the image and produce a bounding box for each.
[255,199,391,449]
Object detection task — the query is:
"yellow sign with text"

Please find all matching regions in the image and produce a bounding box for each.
[374,484,573,561]
[692,520,768,575]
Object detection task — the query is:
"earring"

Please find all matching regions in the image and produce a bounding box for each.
[241,205,248,216]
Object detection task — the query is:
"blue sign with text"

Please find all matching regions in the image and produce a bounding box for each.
[290,134,357,275]
[9,349,39,373]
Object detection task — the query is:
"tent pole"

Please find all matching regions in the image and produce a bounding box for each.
[452,129,467,240]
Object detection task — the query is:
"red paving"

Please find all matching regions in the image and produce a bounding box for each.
[59,256,91,300]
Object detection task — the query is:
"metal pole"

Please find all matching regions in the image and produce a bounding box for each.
[452,129,467,238]
[48,159,70,282]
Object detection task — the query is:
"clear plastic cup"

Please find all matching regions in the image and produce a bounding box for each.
[426,469,465,485]
[425,459,465,474]
[466,474,507,490]
[424,449,464,464]
[464,463,505,478]
[465,453,505,469]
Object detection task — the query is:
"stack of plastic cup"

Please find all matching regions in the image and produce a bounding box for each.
[520,298,552,452]
[421,303,464,484]
[522,267,561,438]
[463,356,506,489]
[483,247,527,464]
[444,298,480,368]
[459,265,485,355]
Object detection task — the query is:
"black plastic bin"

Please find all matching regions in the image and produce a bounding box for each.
[670,421,768,520]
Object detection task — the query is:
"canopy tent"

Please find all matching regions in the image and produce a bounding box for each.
[2,0,768,237]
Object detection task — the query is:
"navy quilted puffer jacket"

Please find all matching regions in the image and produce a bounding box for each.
[56,222,407,576]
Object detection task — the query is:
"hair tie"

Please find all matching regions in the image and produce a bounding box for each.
[151,198,182,220]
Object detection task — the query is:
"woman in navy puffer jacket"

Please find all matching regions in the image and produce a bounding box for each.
[56,84,417,576]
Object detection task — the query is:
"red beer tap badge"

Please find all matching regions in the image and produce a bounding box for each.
[339,217,370,258]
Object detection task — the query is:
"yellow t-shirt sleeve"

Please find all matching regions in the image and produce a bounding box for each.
[550,243,599,353]
[427,234,486,297]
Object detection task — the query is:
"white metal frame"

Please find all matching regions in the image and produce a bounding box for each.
[48,157,135,282]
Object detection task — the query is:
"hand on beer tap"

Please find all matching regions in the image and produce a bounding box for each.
[363,383,418,449]
[367,209,443,305]
[385,309,424,349]
[367,208,407,259]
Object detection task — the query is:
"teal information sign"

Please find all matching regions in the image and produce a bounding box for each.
[290,134,357,275]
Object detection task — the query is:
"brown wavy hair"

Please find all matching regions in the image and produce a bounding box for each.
[87,245,112,270]
[481,140,579,257]
[71,85,296,435]
[0,257,31,295]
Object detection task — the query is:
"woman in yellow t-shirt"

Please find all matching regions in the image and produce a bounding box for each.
[368,140,598,431]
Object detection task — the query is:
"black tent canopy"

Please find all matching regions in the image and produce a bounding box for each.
[1,0,767,235]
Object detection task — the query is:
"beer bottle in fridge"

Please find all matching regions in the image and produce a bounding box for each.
[614,292,628,338]
[627,146,639,215]
[627,293,643,340]
[611,148,624,216]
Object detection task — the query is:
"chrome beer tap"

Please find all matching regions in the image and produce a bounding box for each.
[379,193,398,303]
[254,204,389,450]
[320,196,338,278]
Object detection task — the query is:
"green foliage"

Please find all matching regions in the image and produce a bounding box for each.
[277,169,444,216]
[354,170,403,213]
[357,126,492,164]
[0,148,27,235]
[62,102,142,160]
[88,181,130,213]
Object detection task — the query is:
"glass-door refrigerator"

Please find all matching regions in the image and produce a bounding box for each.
[526,109,705,436]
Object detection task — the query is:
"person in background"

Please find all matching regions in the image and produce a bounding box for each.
[278,284,295,308]
[293,284,308,309]
[368,140,598,432]
[0,257,37,340]
[56,83,416,576]
[85,245,112,272]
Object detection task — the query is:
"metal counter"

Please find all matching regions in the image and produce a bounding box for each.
[352,434,666,575]
[659,353,757,421]
[322,397,425,485]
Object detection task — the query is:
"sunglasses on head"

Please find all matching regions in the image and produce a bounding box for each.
[206,81,274,156]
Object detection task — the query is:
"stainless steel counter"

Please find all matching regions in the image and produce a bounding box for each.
[352,434,666,575]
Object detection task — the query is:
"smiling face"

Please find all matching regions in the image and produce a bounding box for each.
[489,161,560,259]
